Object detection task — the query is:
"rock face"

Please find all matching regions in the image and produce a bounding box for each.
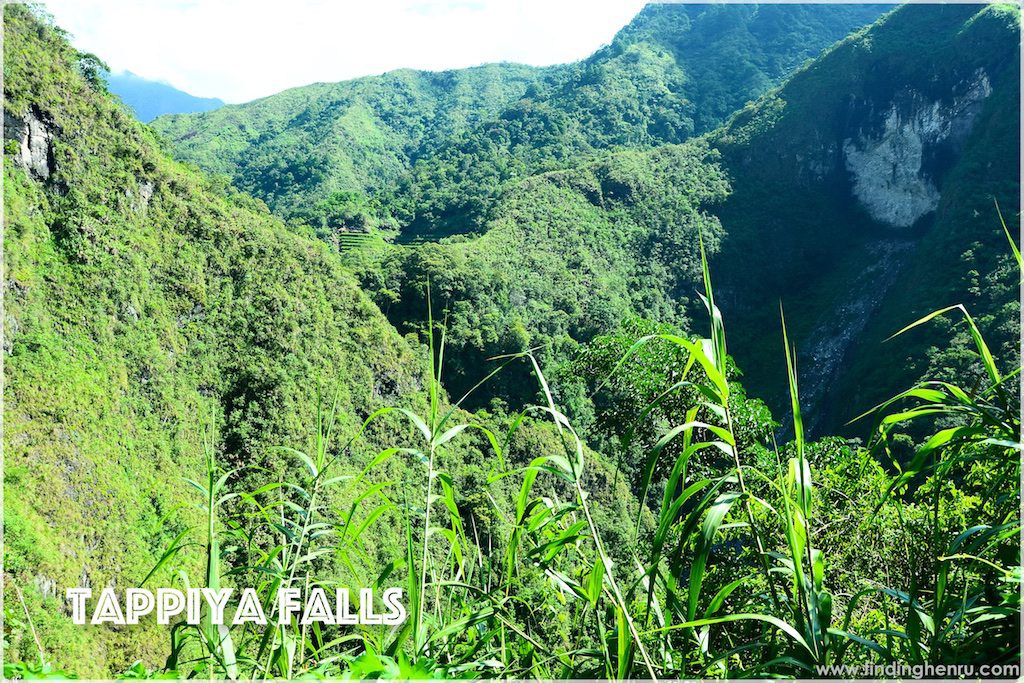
[795,239,913,435]
[4,107,55,180]
[843,107,943,227]
[127,178,155,213]
[842,70,992,228]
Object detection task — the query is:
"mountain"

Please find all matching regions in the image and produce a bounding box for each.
[611,3,895,134]
[383,3,892,238]
[149,3,1017,430]
[2,8,643,675]
[3,5,425,672]
[151,63,551,222]
[360,141,731,409]
[152,4,888,235]
[4,3,1021,679]
[707,2,1020,434]
[349,3,1019,433]
[106,70,224,122]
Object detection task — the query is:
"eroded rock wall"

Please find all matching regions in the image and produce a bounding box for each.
[842,70,992,227]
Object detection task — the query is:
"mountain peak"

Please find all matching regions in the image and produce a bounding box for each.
[104,70,225,122]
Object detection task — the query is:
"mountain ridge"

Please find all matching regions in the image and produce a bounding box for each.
[152,62,552,220]
[106,70,225,122]
[708,2,1020,433]
[3,2,1020,676]
[152,4,889,234]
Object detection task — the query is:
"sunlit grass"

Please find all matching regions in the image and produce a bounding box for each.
[6,233,1019,680]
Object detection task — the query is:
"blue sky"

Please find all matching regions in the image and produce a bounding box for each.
[42,0,649,103]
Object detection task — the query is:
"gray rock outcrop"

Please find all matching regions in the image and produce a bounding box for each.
[5,107,55,180]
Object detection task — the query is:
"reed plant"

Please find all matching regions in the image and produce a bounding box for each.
[11,231,1016,680]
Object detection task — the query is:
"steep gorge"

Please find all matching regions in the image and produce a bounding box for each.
[710,3,1020,434]
[3,4,1020,674]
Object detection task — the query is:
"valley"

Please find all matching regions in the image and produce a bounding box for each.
[3,3,1020,678]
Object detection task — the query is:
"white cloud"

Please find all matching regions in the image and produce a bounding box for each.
[41,0,648,103]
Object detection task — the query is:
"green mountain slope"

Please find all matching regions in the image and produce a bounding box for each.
[3,6,428,672]
[3,10,649,675]
[3,3,1020,678]
[360,142,729,408]
[385,3,889,237]
[152,4,888,237]
[612,3,894,134]
[707,3,1020,434]
[151,63,549,221]
[357,3,1020,429]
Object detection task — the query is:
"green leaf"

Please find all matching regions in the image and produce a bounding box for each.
[689,491,741,621]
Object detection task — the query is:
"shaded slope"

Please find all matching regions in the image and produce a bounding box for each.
[707,3,1020,435]
[358,141,729,408]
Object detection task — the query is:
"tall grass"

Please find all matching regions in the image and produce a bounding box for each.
[9,234,1018,680]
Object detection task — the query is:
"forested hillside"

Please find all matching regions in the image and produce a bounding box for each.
[341,4,1019,438]
[358,142,730,410]
[383,3,890,237]
[4,3,1021,680]
[152,63,550,226]
[3,5,433,671]
[709,2,1021,433]
[2,7,640,674]
[153,4,886,236]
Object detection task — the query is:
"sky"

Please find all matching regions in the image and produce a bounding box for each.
[42,0,650,104]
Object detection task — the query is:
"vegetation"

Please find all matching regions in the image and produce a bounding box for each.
[151,63,550,227]
[708,3,1021,433]
[359,142,730,413]
[9,236,1019,678]
[382,3,887,237]
[152,5,885,237]
[153,4,1019,436]
[3,5,426,673]
[3,2,1020,680]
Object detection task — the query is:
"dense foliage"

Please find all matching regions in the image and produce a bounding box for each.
[151,63,550,229]
[3,3,1020,680]
[359,142,729,413]
[2,5,430,672]
[709,3,1021,433]
[152,5,885,238]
